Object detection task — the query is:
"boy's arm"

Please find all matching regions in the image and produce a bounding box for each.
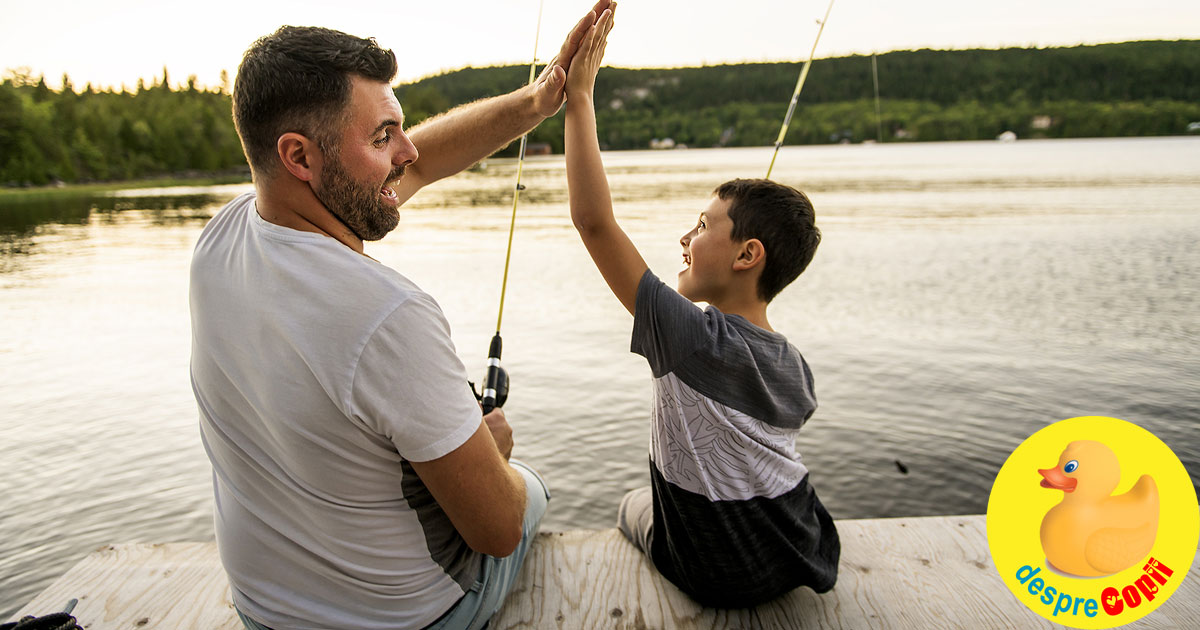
[564,5,646,316]
[395,1,613,205]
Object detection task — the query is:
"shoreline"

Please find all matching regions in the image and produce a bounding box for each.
[6,134,1200,200]
[0,172,251,202]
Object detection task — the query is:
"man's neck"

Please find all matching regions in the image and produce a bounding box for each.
[253,179,365,254]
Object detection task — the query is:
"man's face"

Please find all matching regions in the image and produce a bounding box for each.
[313,76,418,241]
[677,196,741,303]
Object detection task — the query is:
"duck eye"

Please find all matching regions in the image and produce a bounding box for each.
[1064,460,1078,473]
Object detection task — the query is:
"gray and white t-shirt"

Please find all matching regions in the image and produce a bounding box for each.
[631,270,840,607]
[190,192,482,629]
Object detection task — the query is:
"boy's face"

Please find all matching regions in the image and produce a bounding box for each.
[678,196,741,303]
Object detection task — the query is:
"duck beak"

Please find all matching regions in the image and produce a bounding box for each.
[1038,467,1077,492]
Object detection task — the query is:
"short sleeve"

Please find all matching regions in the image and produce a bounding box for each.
[630,269,712,377]
[349,293,482,462]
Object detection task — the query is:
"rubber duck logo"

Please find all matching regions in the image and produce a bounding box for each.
[1037,440,1159,577]
[986,417,1198,629]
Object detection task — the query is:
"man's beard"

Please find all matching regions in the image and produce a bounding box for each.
[314,155,404,242]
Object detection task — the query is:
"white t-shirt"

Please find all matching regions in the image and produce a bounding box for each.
[190,192,483,629]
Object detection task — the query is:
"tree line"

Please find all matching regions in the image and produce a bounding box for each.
[3,41,1198,186]
[1,68,245,187]
[399,40,1200,154]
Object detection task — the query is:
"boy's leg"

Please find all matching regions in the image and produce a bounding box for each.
[425,459,550,630]
[235,607,272,630]
[616,486,655,565]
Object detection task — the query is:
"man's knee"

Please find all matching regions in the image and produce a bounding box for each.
[509,459,549,530]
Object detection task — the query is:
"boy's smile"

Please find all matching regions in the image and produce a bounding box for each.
[678,196,739,303]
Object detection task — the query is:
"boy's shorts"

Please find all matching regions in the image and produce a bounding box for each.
[616,486,655,569]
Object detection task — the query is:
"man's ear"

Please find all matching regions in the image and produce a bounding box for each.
[276,132,321,182]
[733,238,766,272]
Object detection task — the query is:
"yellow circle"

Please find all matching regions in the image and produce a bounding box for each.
[986,416,1198,629]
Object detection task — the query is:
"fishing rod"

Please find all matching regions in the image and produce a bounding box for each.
[766,0,835,179]
[474,0,545,415]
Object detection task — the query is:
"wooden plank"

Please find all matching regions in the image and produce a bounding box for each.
[491,515,1051,629]
[12,542,241,630]
[10,516,1198,629]
[493,515,1200,629]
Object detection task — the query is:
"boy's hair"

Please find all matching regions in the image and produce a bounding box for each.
[714,178,821,303]
[233,26,397,175]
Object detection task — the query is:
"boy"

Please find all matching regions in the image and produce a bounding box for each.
[563,6,840,608]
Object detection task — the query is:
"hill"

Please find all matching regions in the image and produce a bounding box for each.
[3,41,1198,186]
[397,40,1200,153]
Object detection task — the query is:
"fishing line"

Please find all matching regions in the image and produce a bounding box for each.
[477,0,545,414]
[766,0,835,179]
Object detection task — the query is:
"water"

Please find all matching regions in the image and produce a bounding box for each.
[2,137,1198,616]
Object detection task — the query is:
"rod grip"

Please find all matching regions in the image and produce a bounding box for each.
[481,333,506,414]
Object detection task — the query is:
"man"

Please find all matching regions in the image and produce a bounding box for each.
[190,4,611,629]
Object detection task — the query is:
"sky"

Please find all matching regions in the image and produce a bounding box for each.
[2,0,1198,90]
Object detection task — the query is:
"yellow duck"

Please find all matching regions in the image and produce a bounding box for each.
[1038,440,1158,577]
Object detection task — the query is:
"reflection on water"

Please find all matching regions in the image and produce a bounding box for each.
[1,192,221,233]
[2,137,1199,617]
[0,197,93,234]
[0,193,221,275]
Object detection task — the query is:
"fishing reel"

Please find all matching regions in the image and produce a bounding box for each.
[469,333,509,414]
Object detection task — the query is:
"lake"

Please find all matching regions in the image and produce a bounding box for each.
[2,137,1198,617]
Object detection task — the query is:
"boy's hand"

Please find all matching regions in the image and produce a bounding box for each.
[565,4,615,99]
[564,0,645,316]
[532,0,614,117]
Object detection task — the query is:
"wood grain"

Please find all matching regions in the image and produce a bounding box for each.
[9,516,1198,629]
[13,542,241,629]
[491,516,1054,630]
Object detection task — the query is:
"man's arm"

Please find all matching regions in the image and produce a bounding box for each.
[408,409,526,557]
[563,6,644,315]
[395,0,613,204]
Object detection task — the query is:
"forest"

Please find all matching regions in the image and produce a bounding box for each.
[2,40,1198,186]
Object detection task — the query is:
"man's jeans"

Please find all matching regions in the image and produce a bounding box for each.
[236,460,550,630]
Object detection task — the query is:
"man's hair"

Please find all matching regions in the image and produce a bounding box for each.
[232,26,397,175]
[714,178,821,303]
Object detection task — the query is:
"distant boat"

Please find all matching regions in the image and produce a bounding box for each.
[996,130,1017,142]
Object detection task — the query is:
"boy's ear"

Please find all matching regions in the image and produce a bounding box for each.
[733,238,766,272]
[276,132,322,182]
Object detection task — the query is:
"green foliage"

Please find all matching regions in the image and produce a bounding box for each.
[0,74,245,186]
[2,41,1198,186]
[395,40,1200,151]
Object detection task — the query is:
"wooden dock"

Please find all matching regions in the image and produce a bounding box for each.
[9,515,1198,629]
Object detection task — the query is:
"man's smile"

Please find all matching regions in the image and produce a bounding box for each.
[380,167,405,203]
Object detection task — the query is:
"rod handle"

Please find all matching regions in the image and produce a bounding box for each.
[480,333,508,414]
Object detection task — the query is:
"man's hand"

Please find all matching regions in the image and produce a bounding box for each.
[531,0,615,117]
[396,1,614,201]
[484,408,514,461]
